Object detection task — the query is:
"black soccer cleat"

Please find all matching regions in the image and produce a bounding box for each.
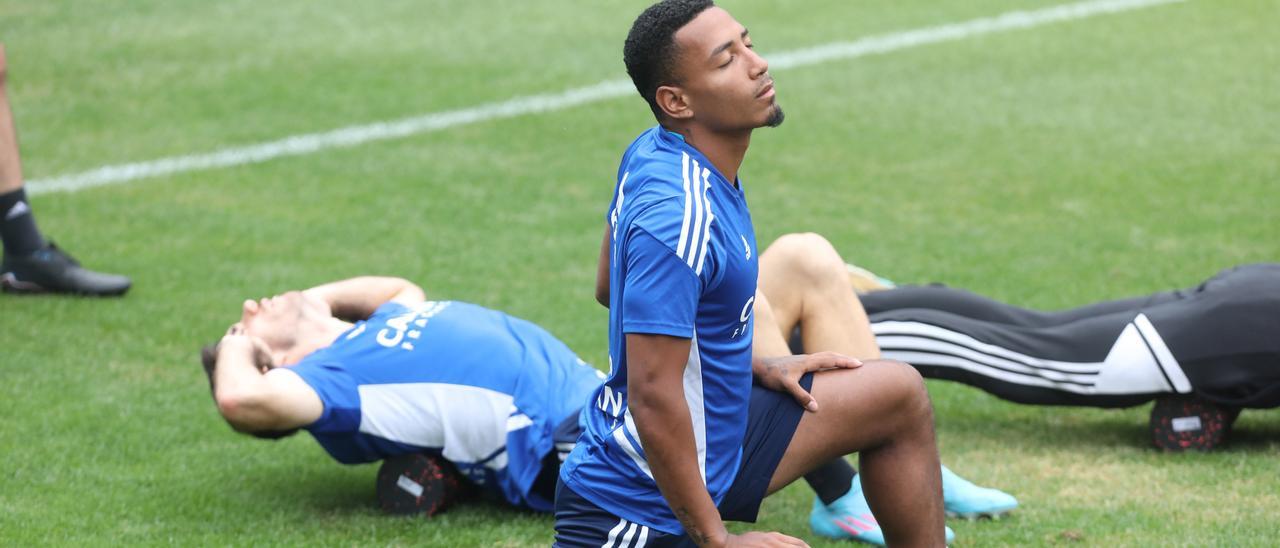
[376,453,464,517]
[1149,394,1240,452]
[1,242,131,297]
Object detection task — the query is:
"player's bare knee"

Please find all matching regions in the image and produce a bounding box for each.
[766,232,846,284]
[876,360,932,420]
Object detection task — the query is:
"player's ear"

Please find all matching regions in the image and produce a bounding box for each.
[655,85,693,120]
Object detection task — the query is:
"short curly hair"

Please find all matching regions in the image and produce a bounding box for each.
[624,0,716,121]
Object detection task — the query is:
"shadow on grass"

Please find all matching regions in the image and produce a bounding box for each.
[247,464,553,523]
[941,410,1148,451]
[246,465,378,514]
[935,387,1280,455]
[1222,409,1280,453]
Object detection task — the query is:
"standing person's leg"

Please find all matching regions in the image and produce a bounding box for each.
[0,45,43,255]
[0,44,130,296]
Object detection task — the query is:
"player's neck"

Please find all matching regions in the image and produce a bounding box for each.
[668,125,751,185]
[287,317,354,363]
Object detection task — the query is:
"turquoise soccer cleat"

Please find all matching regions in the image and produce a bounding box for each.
[845,263,896,293]
[942,465,1019,519]
[810,476,955,545]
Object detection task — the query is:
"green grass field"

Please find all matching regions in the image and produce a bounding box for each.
[2,0,1278,545]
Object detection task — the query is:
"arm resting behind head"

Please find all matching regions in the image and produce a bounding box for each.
[304,276,426,321]
[211,336,323,432]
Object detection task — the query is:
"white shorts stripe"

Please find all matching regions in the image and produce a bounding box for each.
[634,525,650,548]
[602,518,628,548]
[618,522,639,548]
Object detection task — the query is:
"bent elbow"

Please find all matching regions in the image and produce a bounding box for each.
[626,376,674,419]
[215,390,262,428]
[215,391,244,420]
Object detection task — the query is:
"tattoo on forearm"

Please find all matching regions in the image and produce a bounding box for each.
[674,508,712,545]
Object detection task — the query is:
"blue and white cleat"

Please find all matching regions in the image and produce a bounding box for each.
[942,465,1019,520]
[811,476,955,546]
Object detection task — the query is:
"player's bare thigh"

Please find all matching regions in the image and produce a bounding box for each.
[766,359,932,494]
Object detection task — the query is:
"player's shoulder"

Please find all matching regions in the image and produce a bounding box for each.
[614,127,715,257]
[620,127,696,196]
[369,300,411,320]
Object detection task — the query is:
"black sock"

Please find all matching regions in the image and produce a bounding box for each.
[0,187,45,256]
[805,457,858,505]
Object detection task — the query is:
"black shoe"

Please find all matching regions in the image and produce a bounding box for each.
[1149,394,1239,451]
[375,453,465,516]
[1,242,131,296]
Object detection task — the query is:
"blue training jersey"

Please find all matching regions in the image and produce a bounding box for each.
[561,126,760,534]
[286,300,603,512]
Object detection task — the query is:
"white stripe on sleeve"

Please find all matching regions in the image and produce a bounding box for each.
[676,153,693,259]
[685,158,706,267]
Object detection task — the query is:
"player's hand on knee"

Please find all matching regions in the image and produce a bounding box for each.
[801,351,862,371]
[724,531,809,547]
[754,352,861,412]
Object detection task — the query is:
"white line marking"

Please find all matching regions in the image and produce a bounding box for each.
[28,0,1185,196]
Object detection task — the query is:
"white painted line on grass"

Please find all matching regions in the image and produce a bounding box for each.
[28,0,1185,196]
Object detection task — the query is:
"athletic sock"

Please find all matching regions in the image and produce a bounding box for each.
[804,458,858,505]
[0,187,45,256]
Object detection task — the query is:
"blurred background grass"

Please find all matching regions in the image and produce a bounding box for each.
[0,0,1276,544]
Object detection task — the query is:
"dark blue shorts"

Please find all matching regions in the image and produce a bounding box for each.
[553,373,815,547]
[530,411,588,508]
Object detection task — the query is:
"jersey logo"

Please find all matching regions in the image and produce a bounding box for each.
[597,384,625,419]
[4,200,30,220]
[376,301,451,351]
[741,234,751,260]
[731,296,755,338]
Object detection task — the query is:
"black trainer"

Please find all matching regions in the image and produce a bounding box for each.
[375,453,465,517]
[1149,394,1240,451]
[1,242,131,296]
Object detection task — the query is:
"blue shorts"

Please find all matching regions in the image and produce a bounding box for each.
[553,373,815,547]
[529,411,587,509]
